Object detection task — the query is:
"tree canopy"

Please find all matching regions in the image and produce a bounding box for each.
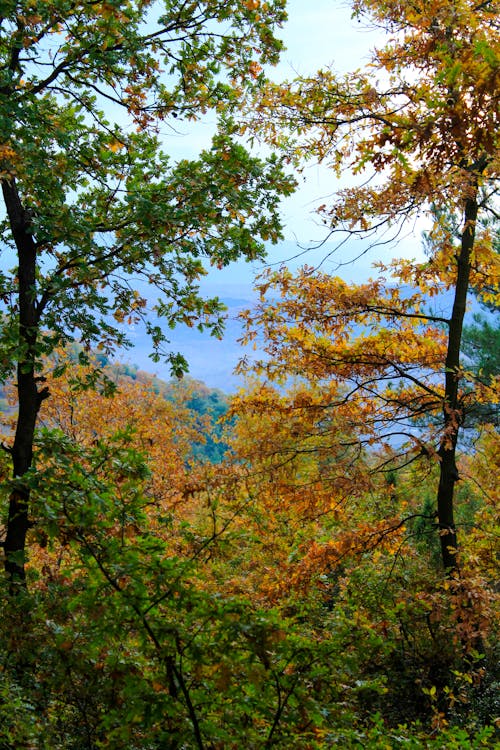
[0,2,498,747]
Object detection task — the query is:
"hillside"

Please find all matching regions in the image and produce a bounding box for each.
[107,362,230,463]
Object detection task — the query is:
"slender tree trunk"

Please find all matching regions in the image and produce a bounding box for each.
[2,178,48,587]
[436,191,478,573]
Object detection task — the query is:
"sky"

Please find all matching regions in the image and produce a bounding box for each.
[0,0,426,293]
[191,0,426,296]
[121,1,430,388]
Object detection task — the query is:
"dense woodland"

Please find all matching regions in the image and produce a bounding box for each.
[0,0,499,747]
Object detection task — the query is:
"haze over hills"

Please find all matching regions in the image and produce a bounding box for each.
[114,282,487,394]
[117,296,252,393]
[112,238,430,391]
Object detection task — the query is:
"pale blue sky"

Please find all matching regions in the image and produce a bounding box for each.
[198,0,426,295]
[0,2,429,388]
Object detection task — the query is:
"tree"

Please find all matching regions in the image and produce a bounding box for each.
[462,222,500,425]
[421,210,500,428]
[0,0,294,585]
[244,0,499,572]
[461,312,500,425]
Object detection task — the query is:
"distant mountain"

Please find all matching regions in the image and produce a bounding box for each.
[114,296,253,393]
[113,284,491,394]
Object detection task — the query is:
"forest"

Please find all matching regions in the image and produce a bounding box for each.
[0,0,498,747]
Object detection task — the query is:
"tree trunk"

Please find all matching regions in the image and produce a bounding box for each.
[436,191,478,573]
[2,178,48,587]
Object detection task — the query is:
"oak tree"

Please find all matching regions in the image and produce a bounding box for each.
[244,0,499,572]
[0,0,294,583]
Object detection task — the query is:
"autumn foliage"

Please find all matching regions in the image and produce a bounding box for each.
[245,0,499,573]
[0,0,499,748]
[0,354,496,747]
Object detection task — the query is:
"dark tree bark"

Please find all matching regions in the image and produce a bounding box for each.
[436,190,478,573]
[1,178,48,587]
